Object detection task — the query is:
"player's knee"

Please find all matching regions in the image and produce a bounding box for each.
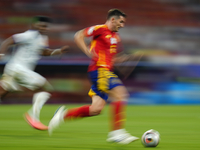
[32,78,47,91]
[89,106,103,116]
[114,93,129,102]
[121,93,129,101]
[37,78,47,87]
[91,109,102,116]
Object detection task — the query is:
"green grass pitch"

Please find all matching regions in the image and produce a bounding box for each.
[0,104,199,150]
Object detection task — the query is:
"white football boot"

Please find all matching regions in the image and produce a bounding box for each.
[48,106,66,136]
[107,129,139,144]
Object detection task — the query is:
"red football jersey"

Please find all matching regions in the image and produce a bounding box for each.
[84,24,121,72]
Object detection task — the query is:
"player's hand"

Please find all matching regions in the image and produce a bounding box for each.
[86,47,98,59]
[90,49,98,59]
[60,45,69,54]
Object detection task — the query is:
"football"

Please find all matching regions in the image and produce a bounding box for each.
[141,129,160,147]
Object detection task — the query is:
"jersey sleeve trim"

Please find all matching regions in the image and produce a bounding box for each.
[84,24,107,37]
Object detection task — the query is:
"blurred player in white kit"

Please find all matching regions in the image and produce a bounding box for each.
[0,16,69,130]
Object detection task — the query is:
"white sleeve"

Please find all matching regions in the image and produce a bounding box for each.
[12,32,30,44]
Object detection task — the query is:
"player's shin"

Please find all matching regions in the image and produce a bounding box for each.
[110,101,126,130]
[32,91,51,121]
[24,91,51,130]
[107,101,139,144]
[48,105,91,135]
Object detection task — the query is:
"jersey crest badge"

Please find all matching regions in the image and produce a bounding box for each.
[110,38,117,44]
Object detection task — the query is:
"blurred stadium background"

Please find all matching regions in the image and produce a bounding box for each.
[0,0,200,105]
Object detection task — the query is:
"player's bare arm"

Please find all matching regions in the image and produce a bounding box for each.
[74,29,92,58]
[112,53,130,63]
[0,37,15,58]
[113,51,144,63]
[129,51,144,61]
[41,45,69,56]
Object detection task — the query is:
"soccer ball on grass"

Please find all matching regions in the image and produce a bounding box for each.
[141,129,160,147]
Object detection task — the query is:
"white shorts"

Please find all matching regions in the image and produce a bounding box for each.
[1,64,47,91]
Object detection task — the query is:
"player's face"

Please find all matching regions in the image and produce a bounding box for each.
[34,22,49,34]
[113,16,126,32]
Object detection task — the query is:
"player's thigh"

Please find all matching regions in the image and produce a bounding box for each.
[0,74,21,92]
[109,85,129,102]
[16,69,47,90]
[90,95,107,115]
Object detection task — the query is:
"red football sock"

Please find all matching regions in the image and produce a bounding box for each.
[64,105,91,120]
[110,101,126,130]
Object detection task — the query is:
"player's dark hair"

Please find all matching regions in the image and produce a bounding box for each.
[107,9,126,20]
[31,16,52,24]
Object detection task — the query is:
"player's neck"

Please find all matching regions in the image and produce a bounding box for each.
[105,21,114,32]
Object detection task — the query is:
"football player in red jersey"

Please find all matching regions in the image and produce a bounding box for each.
[48,9,143,144]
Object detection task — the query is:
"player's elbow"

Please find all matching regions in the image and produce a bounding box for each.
[0,37,15,51]
[74,30,80,41]
[74,30,85,43]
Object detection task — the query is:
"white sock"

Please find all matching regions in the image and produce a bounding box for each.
[32,92,51,121]
[109,129,125,137]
